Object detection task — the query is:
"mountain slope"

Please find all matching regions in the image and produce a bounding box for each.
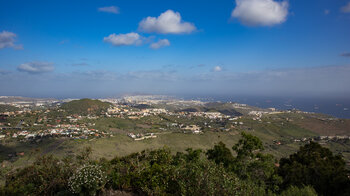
[61,99,112,115]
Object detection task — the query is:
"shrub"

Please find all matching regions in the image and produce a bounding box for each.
[2,155,73,195]
[69,164,107,196]
[280,186,317,196]
[279,142,350,196]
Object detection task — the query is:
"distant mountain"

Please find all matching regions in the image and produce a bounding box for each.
[61,98,112,115]
[0,96,57,103]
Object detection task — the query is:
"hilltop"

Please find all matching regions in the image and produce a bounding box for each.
[61,99,112,115]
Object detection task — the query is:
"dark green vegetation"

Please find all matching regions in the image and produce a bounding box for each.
[61,99,112,115]
[0,105,20,113]
[1,133,349,196]
[279,142,350,196]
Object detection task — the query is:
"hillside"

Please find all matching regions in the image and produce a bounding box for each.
[0,104,20,113]
[61,99,112,115]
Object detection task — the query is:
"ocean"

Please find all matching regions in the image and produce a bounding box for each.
[181,95,350,119]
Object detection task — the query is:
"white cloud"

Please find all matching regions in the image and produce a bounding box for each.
[138,10,196,34]
[98,6,120,14]
[341,2,350,13]
[103,32,143,46]
[150,39,170,49]
[231,0,289,26]
[324,9,330,15]
[213,66,222,72]
[0,31,23,49]
[17,62,54,74]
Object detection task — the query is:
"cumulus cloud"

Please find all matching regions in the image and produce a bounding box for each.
[0,31,23,49]
[150,39,170,49]
[138,10,196,34]
[341,2,350,13]
[231,0,289,26]
[98,6,120,14]
[103,32,143,46]
[213,66,222,72]
[17,62,54,74]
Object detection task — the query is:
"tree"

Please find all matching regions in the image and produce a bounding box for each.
[232,132,281,191]
[206,133,281,192]
[278,141,350,196]
[206,142,234,168]
[232,132,264,160]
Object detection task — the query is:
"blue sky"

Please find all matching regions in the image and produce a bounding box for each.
[0,0,350,98]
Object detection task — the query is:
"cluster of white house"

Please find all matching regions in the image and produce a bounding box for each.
[188,112,230,119]
[107,106,168,118]
[0,124,110,141]
[127,133,157,141]
[106,105,237,122]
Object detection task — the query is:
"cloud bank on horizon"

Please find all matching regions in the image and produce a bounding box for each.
[1,64,350,98]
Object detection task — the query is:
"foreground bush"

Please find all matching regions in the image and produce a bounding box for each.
[280,186,317,196]
[1,155,74,195]
[108,148,266,195]
[69,164,107,196]
[279,142,350,196]
[1,134,349,195]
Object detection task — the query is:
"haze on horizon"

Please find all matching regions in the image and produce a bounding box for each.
[1,0,350,99]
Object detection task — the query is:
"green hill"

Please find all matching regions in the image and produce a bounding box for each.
[0,104,20,113]
[61,99,112,115]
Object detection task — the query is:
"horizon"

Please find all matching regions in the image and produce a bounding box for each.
[2,93,350,119]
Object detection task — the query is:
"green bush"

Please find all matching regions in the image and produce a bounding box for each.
[2,155,74,195]
[280,186,317,196]
[2,137,348,196]
[279,142,350,196]
[69,164,107,196]
[207,132,282,192]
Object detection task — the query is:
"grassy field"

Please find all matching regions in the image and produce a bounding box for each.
[0,130,313,165]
